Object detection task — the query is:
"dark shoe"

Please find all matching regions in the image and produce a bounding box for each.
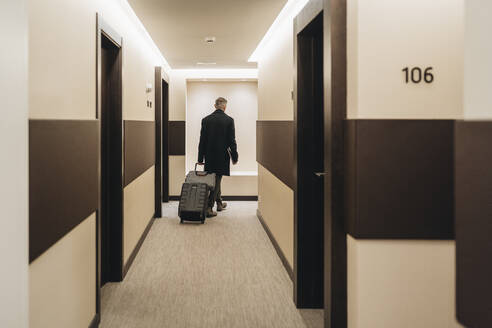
[217,202,228,212]
[206,208,217,217]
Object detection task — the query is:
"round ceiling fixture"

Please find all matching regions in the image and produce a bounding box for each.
[204,36,216,44]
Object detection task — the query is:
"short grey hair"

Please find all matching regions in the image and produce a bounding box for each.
[215,97,228,109]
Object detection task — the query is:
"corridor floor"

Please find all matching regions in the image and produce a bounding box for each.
[101,201,323,328]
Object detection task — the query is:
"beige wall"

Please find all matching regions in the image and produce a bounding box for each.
[124,166,155,264]
[346,1,464,327]
[257,5,294,121]
[0,1,29,327]
[29,0,168,120]
[347,236,460,328]
[258,165,294,268]
[28,0,95,119]
[221,175,258,196]
[169,71,187,121]
[28,0,168,325]
[464,0,492,120]
[256,2,295,268]
[347,0,464,119]
[30,214,96,328]
[186,81,258,173]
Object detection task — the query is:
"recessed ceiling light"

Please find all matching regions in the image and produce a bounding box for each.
[196,62,217,65]
[204,36,216,43]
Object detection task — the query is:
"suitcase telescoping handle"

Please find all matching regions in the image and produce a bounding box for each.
[195,162,208,176]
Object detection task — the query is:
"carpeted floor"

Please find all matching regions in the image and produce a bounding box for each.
[101,201,323,328]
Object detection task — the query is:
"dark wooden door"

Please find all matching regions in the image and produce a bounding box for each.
[295,12,325,308]
[100,33,123,285]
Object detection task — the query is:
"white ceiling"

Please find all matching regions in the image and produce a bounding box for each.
[128,0,287,69]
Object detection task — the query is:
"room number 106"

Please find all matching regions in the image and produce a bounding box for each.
[402,67,434,84]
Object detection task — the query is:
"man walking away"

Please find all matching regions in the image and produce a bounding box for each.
[198,97,239,217]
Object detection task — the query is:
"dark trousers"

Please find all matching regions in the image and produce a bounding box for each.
[208,174,223,208]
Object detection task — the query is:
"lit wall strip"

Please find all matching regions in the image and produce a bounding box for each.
[173,69,258,80]
[248,0,309,62]
[119,0,172,71]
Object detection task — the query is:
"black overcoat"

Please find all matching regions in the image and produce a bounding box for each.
[198,109,239,176]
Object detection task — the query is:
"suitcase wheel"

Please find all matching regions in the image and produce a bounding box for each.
[201,220,205,224]
[180,219,183,224]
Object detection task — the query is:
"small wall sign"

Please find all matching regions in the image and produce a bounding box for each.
[402,67,434,84]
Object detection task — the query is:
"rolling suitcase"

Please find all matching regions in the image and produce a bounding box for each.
[184,163,216,189]
[178,163,216,224]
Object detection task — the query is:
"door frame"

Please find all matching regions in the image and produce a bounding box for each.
[293,0,347,326]
[96,13,124,317]
[162,78,170,202]
[154,67,163,217]
[322,2,347,327]
[154,67,171,212]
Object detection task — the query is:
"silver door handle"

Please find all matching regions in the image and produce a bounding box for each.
[315,172,328,177]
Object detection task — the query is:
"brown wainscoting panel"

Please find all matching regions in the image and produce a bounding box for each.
[345,119,454,239]
[29,119,99,262]
[256,120,294,189]
[124,120,155,186]
[455,121,492,328]
[169,121,185,155]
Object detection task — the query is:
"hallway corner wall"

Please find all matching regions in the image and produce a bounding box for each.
[464,0,492,121]
[256,8,295,273]
[346,1,464,327]
[0,1,29,327]
[454,3,492,327]
[28,0,169,326]
[186,81,258,174]
[169,71,260,197]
